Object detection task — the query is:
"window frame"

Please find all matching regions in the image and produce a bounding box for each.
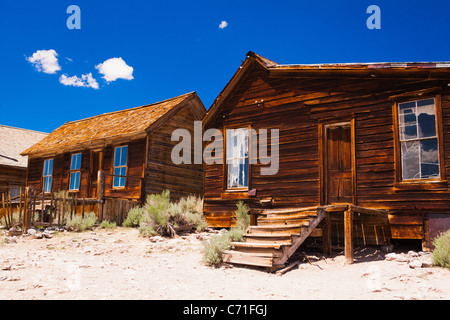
[393,94,446,188]
[69,153,82,192]
[112,145,128,189]
[224,126,251,192]
[42,158,54,194]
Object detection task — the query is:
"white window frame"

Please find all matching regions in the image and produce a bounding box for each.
[113,146,128,188]
[43,158,53,194]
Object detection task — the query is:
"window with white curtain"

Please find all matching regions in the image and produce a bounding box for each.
[226,128,249,189]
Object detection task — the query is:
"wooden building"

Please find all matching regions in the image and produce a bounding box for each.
[21,92,206,223]
[0,125,48,195]
[202,52,450,268]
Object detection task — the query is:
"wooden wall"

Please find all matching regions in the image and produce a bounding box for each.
[146,100,204,200]
[26,138,146,200]
[0,165,27,193]
[203,62,450,243]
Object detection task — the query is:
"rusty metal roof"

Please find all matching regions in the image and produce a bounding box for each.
[22,92,198,156]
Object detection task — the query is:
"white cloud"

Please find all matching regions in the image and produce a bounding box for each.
[95,57,134,82]
[59,73,99,89]
[26,49,61,74]
[219,21,228,29]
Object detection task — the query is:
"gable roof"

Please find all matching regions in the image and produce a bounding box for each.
[22,92,205,156]
[203,51,450,126]
[0,125,48,168]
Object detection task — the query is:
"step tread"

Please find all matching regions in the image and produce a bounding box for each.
[222,251,274,267]
[261,213,317,220]
[231,242,285,249]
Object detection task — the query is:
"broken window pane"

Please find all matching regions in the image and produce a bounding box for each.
[399,102,417,140]
[401,141,420,180]
[417,98,436,138]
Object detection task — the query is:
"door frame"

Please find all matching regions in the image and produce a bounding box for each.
[319,119,356,206]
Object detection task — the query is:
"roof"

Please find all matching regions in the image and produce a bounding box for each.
[203,51,450,126]
[22,92,205,156]
[0,125,48,168]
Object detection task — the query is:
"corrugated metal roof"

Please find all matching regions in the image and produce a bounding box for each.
[22,92,196,156]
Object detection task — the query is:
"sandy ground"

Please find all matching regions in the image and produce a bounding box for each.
[0,227,449,300]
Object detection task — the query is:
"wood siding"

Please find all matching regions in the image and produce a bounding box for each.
[146,100,203,200]
[203,62,450,242]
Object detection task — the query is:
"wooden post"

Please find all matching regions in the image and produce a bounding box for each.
[98,170,105,222]
[322,211,332,257]
[2,193,7,228]
[19,188,22,225]
[344,207,354,264]
[40,192,44,225]
[82,196,85,218]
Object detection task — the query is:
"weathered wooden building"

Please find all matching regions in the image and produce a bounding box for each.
[0,125,48,194]
[203,52,450,268]
[21,92,206,223]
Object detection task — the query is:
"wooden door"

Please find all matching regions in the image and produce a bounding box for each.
[325,124,353,204]
[89,151,102,198]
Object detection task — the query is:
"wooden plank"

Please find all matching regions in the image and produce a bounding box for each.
[344,208,354,264]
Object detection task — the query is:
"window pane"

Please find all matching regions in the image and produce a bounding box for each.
[227,160,239,189]
[417,99,436,138]
[70,173,75,190]
[401,141,420,180]
[120,146,128,166]
[44,177,52,193]
[420,138,439,179]
[71,154,81,170]
[399,102,417,140]
[114,147,121,167]
[43,160,49,176]
[48,159,53,175]
[239,157,249,188]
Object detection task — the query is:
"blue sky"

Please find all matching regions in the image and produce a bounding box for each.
[1,0,449,133]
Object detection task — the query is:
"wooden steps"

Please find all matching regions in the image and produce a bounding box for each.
[222,206,327,271]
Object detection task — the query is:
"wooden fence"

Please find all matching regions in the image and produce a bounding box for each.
[1,187,103,232]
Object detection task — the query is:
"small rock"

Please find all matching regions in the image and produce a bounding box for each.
[43,232,53,239]
[385,253,397,261]
[409,260,423,269]
[5,237,17,244]
[27,229,37,236]
[8,227,21,237]
[408,251,419,258]
[33,232,43,239]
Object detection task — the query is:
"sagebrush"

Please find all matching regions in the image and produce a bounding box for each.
[202,200,250,266]
[123,190,207,237]
[432,230,450,268]
[66,212,96,232]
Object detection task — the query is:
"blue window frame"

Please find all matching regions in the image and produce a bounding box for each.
[43,159,53,193]
[69,153,82,191]
[113,146,128,188]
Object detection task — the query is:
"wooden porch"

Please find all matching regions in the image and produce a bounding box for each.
[223,204,391,272]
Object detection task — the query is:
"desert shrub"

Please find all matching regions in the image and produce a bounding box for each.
[66,212,96,232]
[99,220,117,229]
[201,201,250,266]
[123,206,145,228]
[124,190,207,237]
[235,200,250,231]
[432,230,450,268]
[202,231,232,266]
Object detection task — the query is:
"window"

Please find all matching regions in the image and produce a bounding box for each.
[398,98,440,180]
[69,153,82,191]
[113,146,128,188]
[226,128,249,189]
[43,159,53,193]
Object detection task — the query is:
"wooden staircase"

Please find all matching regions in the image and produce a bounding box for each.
[223,207,327,271]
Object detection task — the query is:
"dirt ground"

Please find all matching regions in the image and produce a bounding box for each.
[1,227,449,300]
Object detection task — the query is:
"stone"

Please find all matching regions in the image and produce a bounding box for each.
[27,229,37,236]
[8,227,22,237]
[409,260,423,269]
[408,250,419,258]
[43,232,53,239]
[5,237,17,244]
[33,232,43,239]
